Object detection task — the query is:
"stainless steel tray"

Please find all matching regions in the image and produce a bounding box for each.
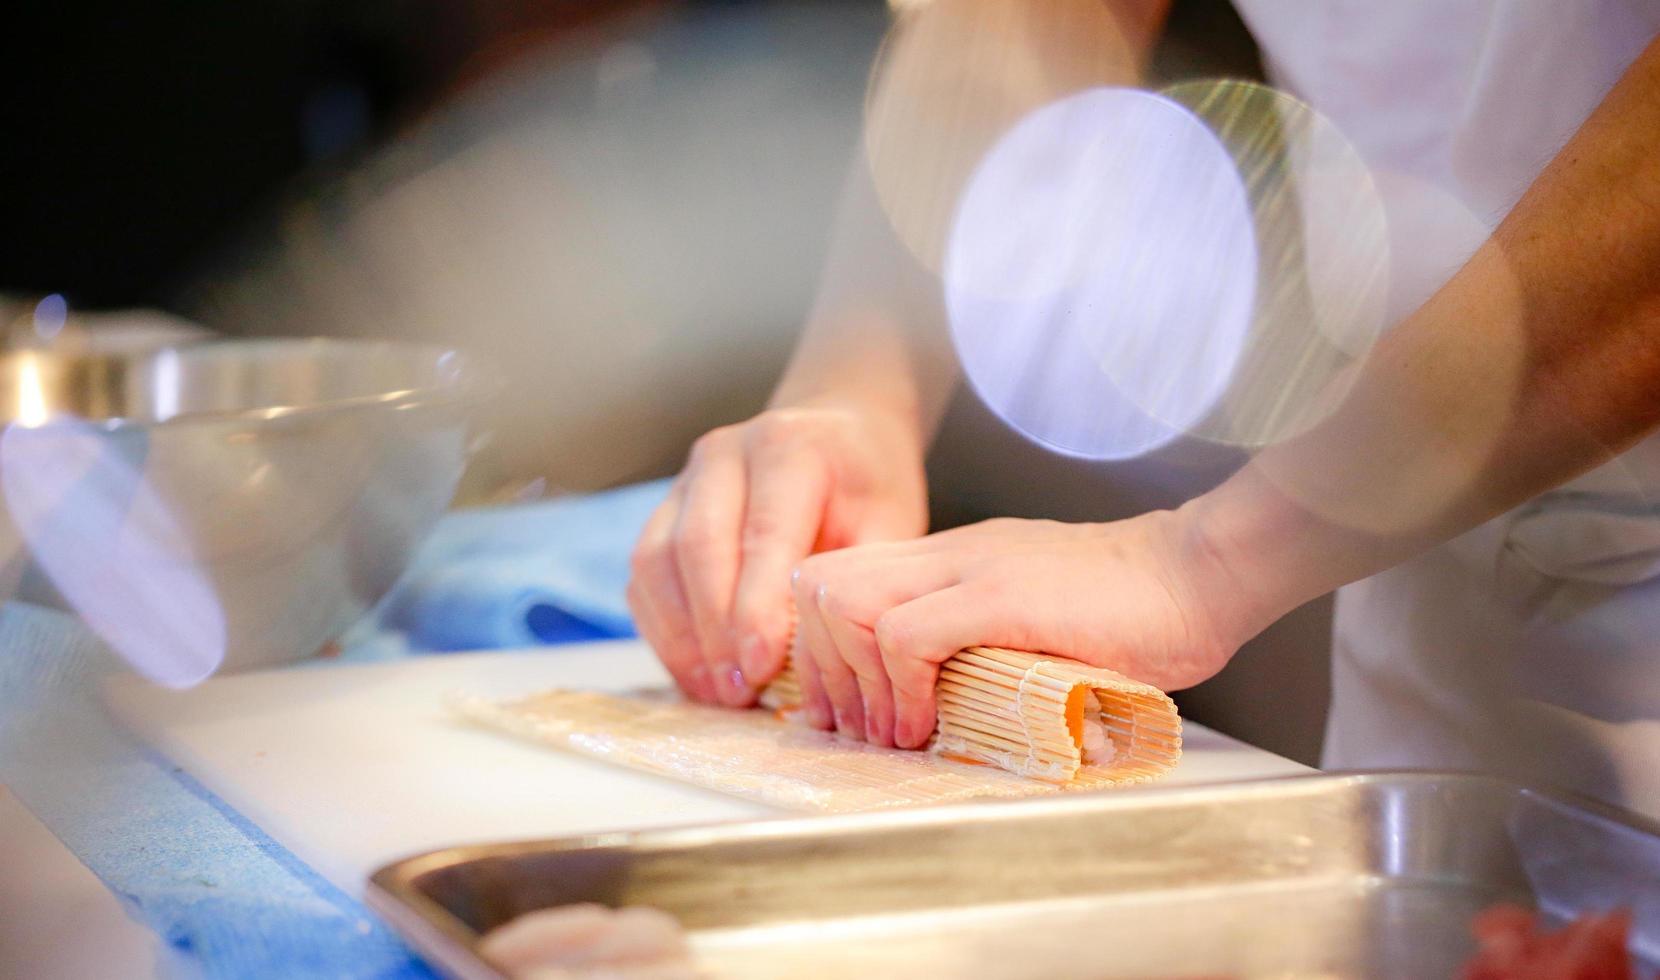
[368,773,1660,979]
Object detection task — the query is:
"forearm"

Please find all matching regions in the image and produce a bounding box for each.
[768,153,958,453]
[1193,35,1660,635]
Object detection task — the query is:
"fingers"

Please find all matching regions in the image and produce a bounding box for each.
[730,431,830,683]
[875,584,1001,749]
[627,489,715,701]
[791,551,960,744]
[790,573,853,733]
[792,567,867,737]
[822,613,896,747]
[672,431,751,706]
[628,580,709,702]
[791,629,835,731]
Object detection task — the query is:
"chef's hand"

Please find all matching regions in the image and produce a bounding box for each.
[789,510,1258,747]
[628,403,929,707]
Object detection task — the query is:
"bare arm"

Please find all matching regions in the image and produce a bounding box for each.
[767,144,957,453]
[1195,34,1660,642]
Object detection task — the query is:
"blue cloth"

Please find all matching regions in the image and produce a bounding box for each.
[357,479,669,653]
[0,603,433,979]
[0,479,670,977]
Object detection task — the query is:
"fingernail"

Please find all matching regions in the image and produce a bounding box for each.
[738,634,768,678]
[717,663,748,705]
[894,717,914,748]
[806,703,832,730]
[832,706,851,734]
[865,714,882,745]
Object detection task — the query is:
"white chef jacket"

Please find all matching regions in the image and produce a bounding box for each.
[1230,1,1660,816]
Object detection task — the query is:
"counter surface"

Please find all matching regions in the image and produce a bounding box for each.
[105,640,1310,899]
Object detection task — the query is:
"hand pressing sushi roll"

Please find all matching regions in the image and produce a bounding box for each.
[761,646,1181,786]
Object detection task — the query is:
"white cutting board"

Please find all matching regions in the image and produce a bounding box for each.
[104,640,1309,898]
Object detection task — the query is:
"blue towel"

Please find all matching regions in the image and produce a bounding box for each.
[0,478,673,977]
[355,479,669,654]
[0,601,433,979]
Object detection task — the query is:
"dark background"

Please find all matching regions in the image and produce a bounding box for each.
[2,0,1259,311]
[2,0,681,307]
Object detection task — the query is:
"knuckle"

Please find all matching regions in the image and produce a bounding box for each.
[688,427,734,463]
[740,512,784,552]
[873,612,912,660]
[628,543,660,579]
[748,413,803,452]
[966,574,1009,604]
[672,523,722,564]
[761,406,814,428]
[812,405,855,432]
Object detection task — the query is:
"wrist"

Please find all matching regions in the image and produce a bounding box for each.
[1175,466,1360,645]
[771,304,957,455]
[769,387,930,455]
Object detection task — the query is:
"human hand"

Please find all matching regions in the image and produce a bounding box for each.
[788,510,1259,748]
[627,403,929,707]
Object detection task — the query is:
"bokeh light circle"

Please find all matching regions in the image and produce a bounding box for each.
[1251,170,1530,539]
[2,418,226,687]
[864,0,1134,274]
[1161,80,1392,448]
[946,87,1257,460]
